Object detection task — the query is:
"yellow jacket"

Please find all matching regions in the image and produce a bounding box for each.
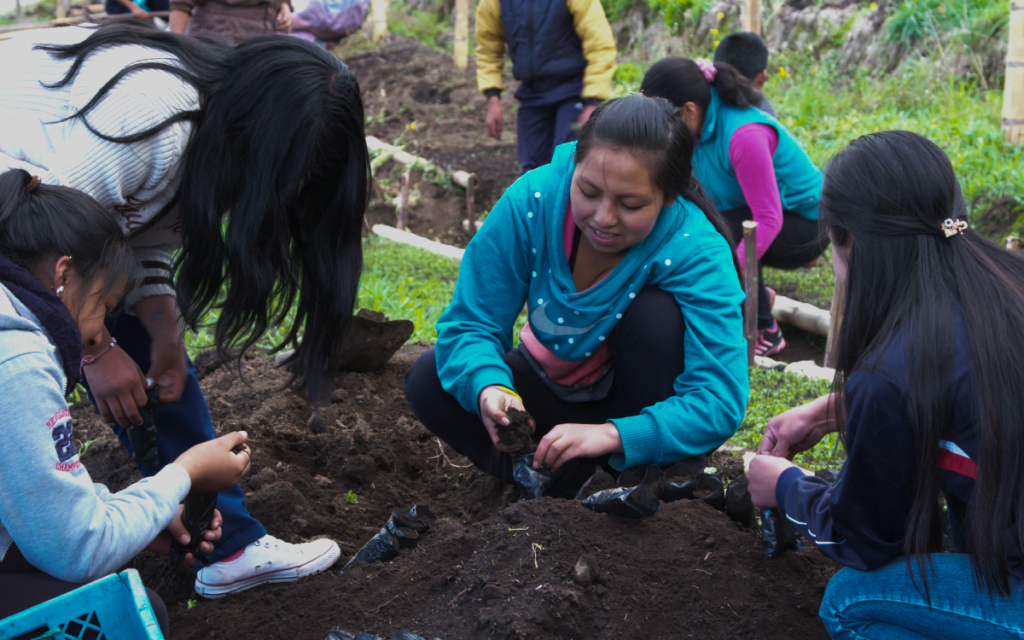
[475,0,616,102]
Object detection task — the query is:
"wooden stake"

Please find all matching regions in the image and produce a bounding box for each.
[453,170,479,238]
[772,295,830,336]
[56,0,67,19]
[1005,1,1024,144]
[371,0,387,43]
[741,0,761,35]
[396,167,411,231]
[824,280,845,369]
[454,0,469,71]
[742,221,758,366]
[15,0,22,22]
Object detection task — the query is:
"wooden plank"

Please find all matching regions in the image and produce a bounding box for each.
[371,0,387,43]
[453,0,469,71]
[1004,1,1024,143]
[741,0,761,34]
[742,221,758,366]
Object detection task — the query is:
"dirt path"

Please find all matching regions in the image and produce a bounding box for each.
[73,345,837,640]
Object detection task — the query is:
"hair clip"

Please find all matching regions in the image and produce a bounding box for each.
[695,58,717,83]
[26,176,41,192]
[942,218,968,238]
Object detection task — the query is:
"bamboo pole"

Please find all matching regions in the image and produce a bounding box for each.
[365,136,438,174]
[454,0,469,71]
[743,221,758,366]
[55,0,66,20]
[371,0,387,43]
[1004,1,1024,143]
[772,295,831,336]
[824,280,845,369]
[453,170,479,238]
[741,0,761,35]
[15,0,22,21]
[396,167,411,230]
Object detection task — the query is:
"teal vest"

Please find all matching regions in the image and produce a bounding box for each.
[693,88,821,220]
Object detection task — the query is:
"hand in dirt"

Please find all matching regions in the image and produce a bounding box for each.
[533,422,622,472]
[276,2,293,32]
[577,104,597,129]
[758,394,837,459]
[174,432,252,493]
[747,454,799,508]
[147,507,223,565]
[478,386,529,453]
[84,343,149,428]
[486,96,503,140]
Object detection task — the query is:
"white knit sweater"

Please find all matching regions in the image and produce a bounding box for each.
[0,26,200,309]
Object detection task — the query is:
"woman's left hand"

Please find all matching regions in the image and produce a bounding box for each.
[533,422,622,472]
[149,337,189,404]
[147,507,223,565]
[747,454,799,508]
[276,2,293,32]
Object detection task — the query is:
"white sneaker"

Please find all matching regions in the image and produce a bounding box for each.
[195,535,341,598]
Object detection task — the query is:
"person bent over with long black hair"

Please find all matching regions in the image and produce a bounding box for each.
[746,131,1024,638]
[0,22,369,597]
[405,94,749,498]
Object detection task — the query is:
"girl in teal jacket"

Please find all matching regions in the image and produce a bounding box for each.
[642,57,826,358]
[404,94,749,497]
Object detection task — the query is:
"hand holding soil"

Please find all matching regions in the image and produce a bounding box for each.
[174,431,252,493]
[747,454,800,508]
[478,386,531,453]
[534,422,622,472]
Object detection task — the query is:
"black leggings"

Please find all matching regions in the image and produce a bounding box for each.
[0,545,170,637]
[404,286,705,490]
[721,207,829,330]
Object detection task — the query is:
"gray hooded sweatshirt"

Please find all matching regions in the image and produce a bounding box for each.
[0,283,190,583]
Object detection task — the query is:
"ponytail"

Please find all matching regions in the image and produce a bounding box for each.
[0,169,137,307]
[640,57,763,112]
[574,95,740,280]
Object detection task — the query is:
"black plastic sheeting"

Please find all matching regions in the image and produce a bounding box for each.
[339,505,435,574]
[168,491,218,567]
[582,484,661,519]
[511,453,552,500]
[762,507,804,557]
[127,385,162,469]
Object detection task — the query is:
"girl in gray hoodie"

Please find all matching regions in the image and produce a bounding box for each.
[0,169,252,637]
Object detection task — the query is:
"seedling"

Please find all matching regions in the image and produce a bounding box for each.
[346,491,359,504]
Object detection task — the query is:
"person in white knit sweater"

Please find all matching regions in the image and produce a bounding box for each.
[0,169,253,636]
[0,21,369,597]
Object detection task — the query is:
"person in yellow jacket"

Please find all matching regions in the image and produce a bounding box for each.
[476,0,616,173]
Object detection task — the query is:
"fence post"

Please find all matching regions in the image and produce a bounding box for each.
[454,0,469,71]
[741,0,761,34]
[1004,0,1024,143]
[372,0,387,43]
[742,221,758,366]
[15,0,21,21]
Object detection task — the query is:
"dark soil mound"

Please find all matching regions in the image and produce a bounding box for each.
[71,346,838,640]
[341,38,521,248]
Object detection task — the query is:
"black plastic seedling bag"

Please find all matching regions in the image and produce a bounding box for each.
[692,474,727,511]
[391,509,429,533]
[762,508,803,557]
[409,504,436,524]
[640,465,665,500]
[662,461,696,502]
[582,484,661,519]
[512,452,552,499]
[725,475,757,528]
[339,527,400,574]
[127,385,162,469]
[169,491,218,567]
[616,469,641,488]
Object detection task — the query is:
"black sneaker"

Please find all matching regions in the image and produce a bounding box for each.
[755,321,786,357]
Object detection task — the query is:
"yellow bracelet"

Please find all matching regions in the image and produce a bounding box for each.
[494,385,522,402]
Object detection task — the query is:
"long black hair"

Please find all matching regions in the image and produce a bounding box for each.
[0,169,136,310]
[639,56,763,112]
[38,21,371,403]
[822,130,1024,595]
[574,94,740,279]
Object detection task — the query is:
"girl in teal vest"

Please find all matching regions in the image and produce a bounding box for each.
[641,57,827,357]
[404,94,749,498]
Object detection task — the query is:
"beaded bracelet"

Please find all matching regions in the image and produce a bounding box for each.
[81,337,118,372]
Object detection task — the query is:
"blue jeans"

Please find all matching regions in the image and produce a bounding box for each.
[86,314,266,563]
[516,97,582,174]
[820,554,1024,639]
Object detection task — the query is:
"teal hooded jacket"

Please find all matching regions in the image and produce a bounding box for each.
[694,87,822,220]
[434,142,749,470]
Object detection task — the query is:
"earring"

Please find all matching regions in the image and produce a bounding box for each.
[55,286,64,299]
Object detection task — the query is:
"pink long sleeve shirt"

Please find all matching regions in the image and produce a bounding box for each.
[729,123,782,273]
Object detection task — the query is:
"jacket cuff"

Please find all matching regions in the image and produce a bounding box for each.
[464,366,515,416]
[775,466,807,510]
[608,414,659,470]
[484,89,502,99]
[157,463,193,504]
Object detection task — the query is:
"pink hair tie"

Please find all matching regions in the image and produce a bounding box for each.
[695,58,717,83]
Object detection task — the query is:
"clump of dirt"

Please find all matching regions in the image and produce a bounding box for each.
[498,407,536,453]
[334,309,415,373]
[341,38,522,247]
[72,346,839,640]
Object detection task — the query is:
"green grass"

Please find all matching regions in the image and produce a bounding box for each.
[762,248,836,309]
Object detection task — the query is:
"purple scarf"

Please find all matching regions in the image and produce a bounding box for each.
[0,251,82,394]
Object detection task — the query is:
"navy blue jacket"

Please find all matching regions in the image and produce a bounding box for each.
[498,0,587,85]
[776,316,1022,577]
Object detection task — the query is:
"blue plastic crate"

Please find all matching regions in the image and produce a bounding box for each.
[0,570,164,640]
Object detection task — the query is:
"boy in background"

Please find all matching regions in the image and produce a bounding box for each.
[714,32,776,117]
[475,0,616,174]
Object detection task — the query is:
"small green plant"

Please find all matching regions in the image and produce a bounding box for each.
[77,439,97,458]
[345,490,359,504]
[187,598,197,610]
